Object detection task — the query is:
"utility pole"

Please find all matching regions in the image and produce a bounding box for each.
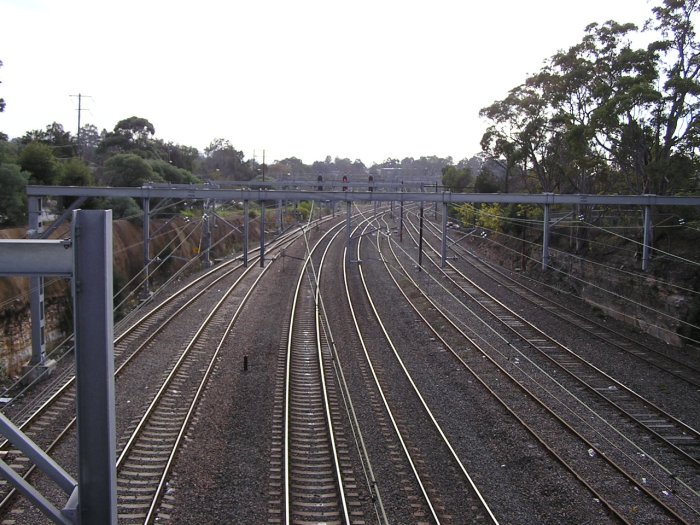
[70,93,90,158]
[252,149,267,181]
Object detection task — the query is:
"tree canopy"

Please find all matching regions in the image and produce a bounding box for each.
[0,59,5,113]
[480,0,700,196]
[0,163,27,226]
[19,142,62,185]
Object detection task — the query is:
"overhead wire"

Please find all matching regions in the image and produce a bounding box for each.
[450,222,700,345]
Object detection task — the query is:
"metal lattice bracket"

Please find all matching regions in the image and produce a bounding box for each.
[0,210,116,525]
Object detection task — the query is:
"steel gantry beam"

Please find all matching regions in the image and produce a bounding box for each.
[27,185,700,207]
[0,210,116,525]
[27,184,700,272]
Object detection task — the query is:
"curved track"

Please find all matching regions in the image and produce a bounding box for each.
[340,217,500,524]
[388,210,700,524]
[0,219,322,522]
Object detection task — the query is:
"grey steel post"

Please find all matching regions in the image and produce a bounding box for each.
[203,200,212,267]
[440,202,448,268]
[346,201,352,250]
[27,197,46,367]
[260,201,266,267]
[243,200,249,267]
[277,199,283,233]
[72,210,117,525]
[434,182,438,219]
[542,201,551,270]
[399,198,404,242]
[642,203,653,271]
[142,197,151,297]
[418,203,424,270]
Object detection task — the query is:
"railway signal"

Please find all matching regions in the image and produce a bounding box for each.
[342,175,348,192]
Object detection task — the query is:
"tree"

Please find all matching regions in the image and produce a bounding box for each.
[44,122,75,158]
[0,59,5,113]
[148,159,199,185]
[90,197,142,220]
[99,153,163,187]
[481,2,700,196]
[18,122,76,158]
[58,158,94,186]
[0,138,18,165]
[0,163,28,226]
[114,116,155,145]
[200,139,253,180]
[98,116,157,157]
[645,0,700,192]
[550,20,664,193]
[151,139,199,171]
[268,157,310,180]
[480,129,524,193]
[474,169,501,193]
[77,124,102,163]
[19,142,61,185]
[441,165,473,192]
[480,77,563,193]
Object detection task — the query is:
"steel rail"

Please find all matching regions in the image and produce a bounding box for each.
[344,214,500,523]
[315,224,389,525]
[283,221,350,524]
[0,220,304,437]
[142,243,278,523]
[342,221,440,523]
[0,218,317,519]
[373,213,633,523]
[406,213,700,473]
[394,213,699,523]
[421,213,700,388]
[355,219,500,524]
[115,222,315,523]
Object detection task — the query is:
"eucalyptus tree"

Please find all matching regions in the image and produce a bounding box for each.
[480,127,524,193]
[20,122,76,159]
[481,0,700,196]
[77,123,102,163]
[0,59,5,113]
[98,116,157,157]
[200,138,254,181]
[18,141,62,185]
[0,164,28,226]
[480,78,562,193]
[99,153,162,187]
[646,0,700,193]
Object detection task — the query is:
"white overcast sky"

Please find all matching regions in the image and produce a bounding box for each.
[1,0,653,166]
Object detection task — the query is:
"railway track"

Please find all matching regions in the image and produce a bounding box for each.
[385,211,700,523]
[268,214,388,524]
[0,218,321,523]
[406,212,700,471]
[3,201,697,523]
[339,218,499,524]
[115,250,276,523]
[284,224,349,523]
[420,213,700,389]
